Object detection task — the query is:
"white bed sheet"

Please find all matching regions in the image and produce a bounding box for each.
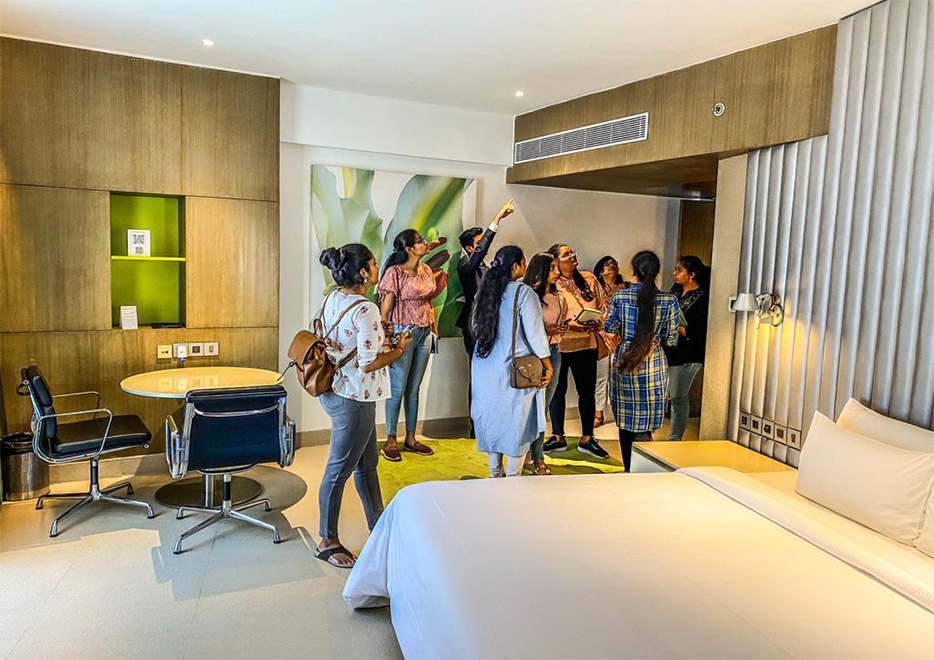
[345,468,934,660]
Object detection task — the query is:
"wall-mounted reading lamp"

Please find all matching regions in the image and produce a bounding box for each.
[730,292,784,327]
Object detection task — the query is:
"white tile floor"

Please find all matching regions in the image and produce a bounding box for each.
[0,416,697,660]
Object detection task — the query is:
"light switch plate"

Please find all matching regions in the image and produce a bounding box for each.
[172,343,188,359]
[788,428,802,449]
[157,345,172,359]
[188,342,204,357]
[750,415,763,435]
[761,419,774,439]
[739,412,751,431]
[774,425,788,445]
[204,341,219,357]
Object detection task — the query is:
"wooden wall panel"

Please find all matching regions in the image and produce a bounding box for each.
[508,26,836,193]
[0,327,278,453]
[0,185,111,332]
[0,38,183,194]
[181,68,279,201]
[709,26,837,153]
[677,200,716,264]
[185,197,279,328]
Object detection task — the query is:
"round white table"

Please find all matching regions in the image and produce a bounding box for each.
[120,366,283,508]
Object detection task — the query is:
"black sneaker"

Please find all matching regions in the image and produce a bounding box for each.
[542,435,568,452]
[577,438,609,460]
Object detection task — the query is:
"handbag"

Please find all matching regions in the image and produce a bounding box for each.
[286,291,365,397]
[509,286,544,389]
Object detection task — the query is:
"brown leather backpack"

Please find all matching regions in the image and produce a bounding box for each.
[287,292,365,397]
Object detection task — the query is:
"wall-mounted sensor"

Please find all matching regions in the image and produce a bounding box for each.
[713,102,726,117]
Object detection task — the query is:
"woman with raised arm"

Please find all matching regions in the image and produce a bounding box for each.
[470,246,553,478]
[315,244,413,568]
[604,251,680,472]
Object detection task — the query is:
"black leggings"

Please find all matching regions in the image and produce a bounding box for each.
[550,348,598,437]
[618,429,653,472]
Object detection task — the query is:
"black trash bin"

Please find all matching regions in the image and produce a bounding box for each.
[1,432,50,502]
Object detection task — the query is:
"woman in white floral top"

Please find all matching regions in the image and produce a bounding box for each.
[314,244,412,569]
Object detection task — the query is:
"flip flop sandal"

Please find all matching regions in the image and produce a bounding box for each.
[315,545,356,568]
[402,440,434,456]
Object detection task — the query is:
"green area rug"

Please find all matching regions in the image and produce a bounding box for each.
[377,437,624,504]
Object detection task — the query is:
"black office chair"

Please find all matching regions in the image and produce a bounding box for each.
[18,365,155,537]
[165,385,295,554]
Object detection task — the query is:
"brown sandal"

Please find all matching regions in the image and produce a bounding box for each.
[402,439,434,456]
[533,461,552,476]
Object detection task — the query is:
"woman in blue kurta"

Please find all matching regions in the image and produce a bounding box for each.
[469,246,554,477]
[604,251,680,472]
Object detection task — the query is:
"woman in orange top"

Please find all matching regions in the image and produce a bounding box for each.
[542,243,610,460]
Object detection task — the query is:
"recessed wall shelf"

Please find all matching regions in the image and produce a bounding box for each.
[110,193,186,327]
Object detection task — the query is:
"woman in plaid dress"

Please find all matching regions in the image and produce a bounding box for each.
[604,251,680,471]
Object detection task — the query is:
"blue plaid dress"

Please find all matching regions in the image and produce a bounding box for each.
[604,285,680,432]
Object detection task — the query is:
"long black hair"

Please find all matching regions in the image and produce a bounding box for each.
[319,243,373,287]
[382,229,421,275]
[547,243,595,302]
[523,252,556,303]
[617,250,661,372]
[678,255,710,291]
[470,245,525,359]
[594,255,624,290]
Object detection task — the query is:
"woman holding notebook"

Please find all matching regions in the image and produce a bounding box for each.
[542,243,610,460]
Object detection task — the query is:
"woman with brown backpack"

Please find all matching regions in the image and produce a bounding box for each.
[313,243,412,568]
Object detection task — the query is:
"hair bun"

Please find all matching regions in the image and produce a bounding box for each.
[319,247,341,271]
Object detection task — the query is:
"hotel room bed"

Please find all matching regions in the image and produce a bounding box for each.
[344,467,934,660]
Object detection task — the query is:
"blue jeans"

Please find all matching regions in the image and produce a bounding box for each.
[385,325,432,437]
[530,346,562,462]
[668,362,702,441]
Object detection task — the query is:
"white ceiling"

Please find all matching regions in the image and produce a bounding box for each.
[0,0,869,115]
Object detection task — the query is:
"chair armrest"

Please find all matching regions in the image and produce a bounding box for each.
[164,412,188,479]
[52,390,103,408]
[34,407,114,463]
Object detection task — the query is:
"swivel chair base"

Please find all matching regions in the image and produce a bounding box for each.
[36,458,155,537]
[174,473,282,554]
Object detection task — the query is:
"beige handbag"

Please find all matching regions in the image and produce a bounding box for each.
[509,287,544,389]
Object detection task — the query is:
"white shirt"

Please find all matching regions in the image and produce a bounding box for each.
[319,290,391,402]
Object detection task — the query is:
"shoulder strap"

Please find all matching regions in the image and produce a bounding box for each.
[322,293,366,341]
[511,285,522,361]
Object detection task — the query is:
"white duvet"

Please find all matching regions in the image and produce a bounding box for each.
[344,468,934,660]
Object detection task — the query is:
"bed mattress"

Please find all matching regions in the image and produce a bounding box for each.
[345,467,934,659]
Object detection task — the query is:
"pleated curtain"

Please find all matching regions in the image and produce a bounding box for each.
[729,0,934,466]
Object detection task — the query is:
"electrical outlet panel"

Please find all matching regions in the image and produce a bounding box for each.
[204,341,219,357]
[157,345,172,359]
[172,343,188,359]
[188,342,204,357]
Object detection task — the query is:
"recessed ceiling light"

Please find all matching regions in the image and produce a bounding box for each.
[514,90,525,98]
[201,38,215,47]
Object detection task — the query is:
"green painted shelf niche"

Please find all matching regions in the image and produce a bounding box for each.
[110,193,186,327]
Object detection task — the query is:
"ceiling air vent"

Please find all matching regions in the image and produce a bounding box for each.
[514,112,649,164]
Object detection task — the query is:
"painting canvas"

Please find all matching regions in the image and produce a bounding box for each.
[311,165,477,337]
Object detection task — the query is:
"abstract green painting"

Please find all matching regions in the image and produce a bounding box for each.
[311,165,476,337]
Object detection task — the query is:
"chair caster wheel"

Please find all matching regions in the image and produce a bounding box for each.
[147,514,155,519]
[173,550,182,555]
[127,487,134,495]
[264,505,272,512]
[273,539,282,544]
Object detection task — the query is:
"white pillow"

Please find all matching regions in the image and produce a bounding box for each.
[796,412,934,544]
[915,491,934,558]
[837,398,934,453]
